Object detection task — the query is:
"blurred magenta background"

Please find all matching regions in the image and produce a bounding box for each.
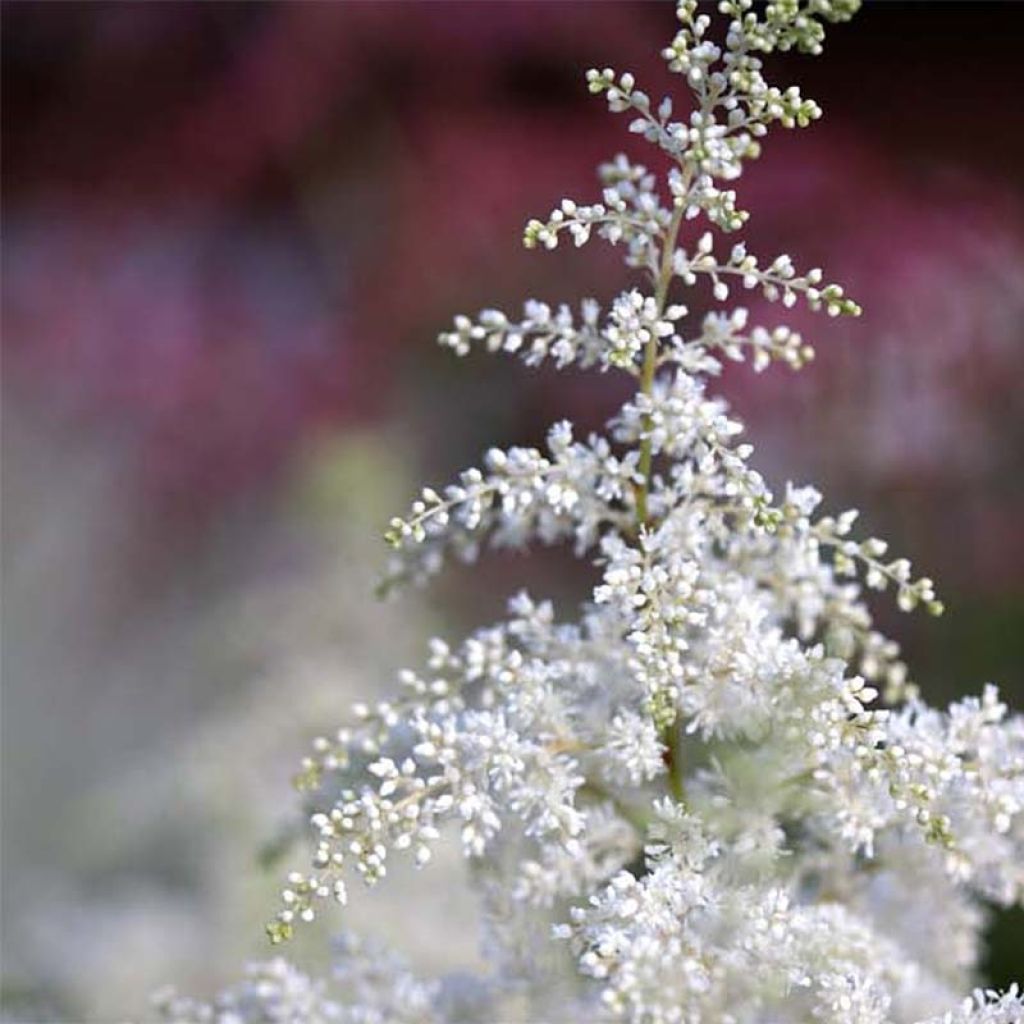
[3,2,1023,1017]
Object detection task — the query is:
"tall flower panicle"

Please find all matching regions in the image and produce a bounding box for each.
[161,4,1022,1022]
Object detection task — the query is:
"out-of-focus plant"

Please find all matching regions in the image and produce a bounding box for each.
[0,435,482,1019]
[151,4,1023,1023]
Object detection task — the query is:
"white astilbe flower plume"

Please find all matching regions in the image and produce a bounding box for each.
[156,3,1022,1022]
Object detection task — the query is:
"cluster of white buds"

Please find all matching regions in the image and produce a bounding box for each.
[674,234,863,315]
[438,299,604,369]
[524,192,666,272]
[644,305,811,377]
[159,4,1021,1023]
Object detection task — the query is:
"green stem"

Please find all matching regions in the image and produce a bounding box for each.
[634,200,686,526]
[666,751,686,803]
[630,188,690,805]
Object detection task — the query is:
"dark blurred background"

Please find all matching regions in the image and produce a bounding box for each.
[3,2,1023,1019]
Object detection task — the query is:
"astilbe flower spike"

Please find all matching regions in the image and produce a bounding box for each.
[157,3,1023,1022]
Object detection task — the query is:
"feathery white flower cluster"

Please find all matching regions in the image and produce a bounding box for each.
[161,3,1022,1023]
[153,959,340,1024]
[153,935,444,1024]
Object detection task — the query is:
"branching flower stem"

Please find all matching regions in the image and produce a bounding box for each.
[635,193,688,527]
[216,7,1024,1023]
[635,183,690,805]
